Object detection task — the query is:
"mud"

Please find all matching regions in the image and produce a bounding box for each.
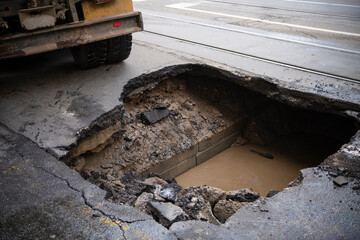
[62,68,358,228]
[176,133,341,196]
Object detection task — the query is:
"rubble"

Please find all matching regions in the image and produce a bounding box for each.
[177,186,225,205]
[333,176,348,186]
[140,107,178,125]
[213,200,247,223]
[225,188,260,202]
[135,192,154,214]
[147,201,187,228]
[176,193,221,225]
[266,189,279,198]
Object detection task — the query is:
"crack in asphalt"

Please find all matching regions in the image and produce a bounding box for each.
[28,162,152,240]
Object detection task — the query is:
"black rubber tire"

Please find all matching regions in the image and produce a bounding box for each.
[106,34,132,64]
[71,40,107,69]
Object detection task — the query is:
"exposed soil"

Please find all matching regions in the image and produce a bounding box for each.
[74,76,246,176]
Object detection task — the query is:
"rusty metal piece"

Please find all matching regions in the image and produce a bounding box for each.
[0,11,143,60]
[18,5,56,30]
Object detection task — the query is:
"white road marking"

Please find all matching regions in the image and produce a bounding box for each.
[133,0,146,2]
[166,2,360,37]
[283,0,360,8]
[144,12,360,54]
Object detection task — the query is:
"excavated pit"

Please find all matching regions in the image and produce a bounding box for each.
[63,65,358,226]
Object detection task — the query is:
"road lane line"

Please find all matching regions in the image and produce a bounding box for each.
[283,0,360,8]
[143,12,360,54]
[143,30,360,83]
[166,2,360,37]
[204,0,360,19]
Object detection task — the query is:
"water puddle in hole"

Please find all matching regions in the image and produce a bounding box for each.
[176,135,338,196]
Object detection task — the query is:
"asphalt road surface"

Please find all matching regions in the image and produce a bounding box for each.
[134,0,360,80]
[1,1,360,239]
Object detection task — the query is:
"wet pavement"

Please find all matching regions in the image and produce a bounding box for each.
[1,0,360,238]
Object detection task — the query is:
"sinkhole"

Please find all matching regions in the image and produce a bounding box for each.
[63,65,358,226]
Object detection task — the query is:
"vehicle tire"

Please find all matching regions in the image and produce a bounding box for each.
[70,40,107,69]
[106,34,132,64]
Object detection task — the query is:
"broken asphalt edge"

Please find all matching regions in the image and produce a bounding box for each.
[55,63,360,161]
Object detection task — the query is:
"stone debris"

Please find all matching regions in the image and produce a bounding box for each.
[144,177,168,186]
[106,174,115,181]
[101,163,113,169]
[147,201,187,228]
[176,193,220,225]
[225,188,260,202]
[160,183,181,202]
[135,192,154,214]
[333,176,348,186]
[183,100,195,111]
[266,189,279,198]
[177,186,225,205]
[140,107,178,125]
[213,200,247,223]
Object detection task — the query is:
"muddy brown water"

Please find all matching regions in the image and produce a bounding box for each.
[176,134,339,196]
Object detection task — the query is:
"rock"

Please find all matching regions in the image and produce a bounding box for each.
[333,176,348,186]
[140,108,178,125]
[153,185,166,201]
[225,188,260,202]
[178,186,225,205]
[176,194,220,225]
[134,192,154,213]
[107,174,115,181]
[160,183,182,202]
[147,201,187,227]
[266,190,279,198]
[144,177,168,186]
[183,101,194,111]
[213,200,247,223]
[101,163,113,169]
[112,180,125,188]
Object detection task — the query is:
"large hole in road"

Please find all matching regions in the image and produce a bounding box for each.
[63,65,357,226]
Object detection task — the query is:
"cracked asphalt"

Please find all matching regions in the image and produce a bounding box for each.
[1,0,360,237]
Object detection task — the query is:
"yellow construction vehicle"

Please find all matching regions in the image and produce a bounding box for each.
[0,0,143,68]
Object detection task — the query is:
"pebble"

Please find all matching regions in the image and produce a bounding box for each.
[93,212,102,217]
[107,174,115,181]
[101,163,113,169]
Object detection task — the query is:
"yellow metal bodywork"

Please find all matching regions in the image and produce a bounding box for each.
[81,0,134,20]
